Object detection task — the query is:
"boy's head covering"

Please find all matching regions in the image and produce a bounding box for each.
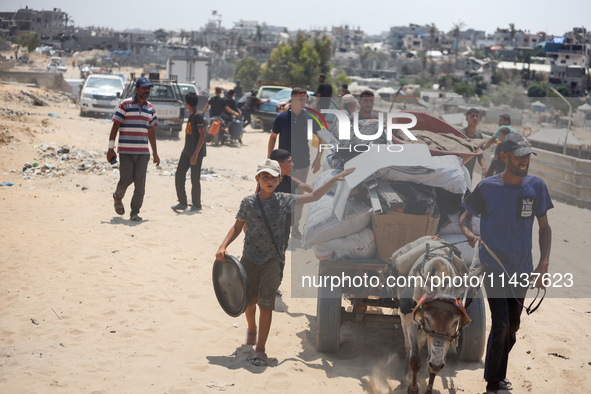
[501,133,537,157]
[341,94,358,108]
[270,149,291,162]
[256,159,281,177]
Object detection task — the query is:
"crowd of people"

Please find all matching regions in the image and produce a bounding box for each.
[105,75,553,392]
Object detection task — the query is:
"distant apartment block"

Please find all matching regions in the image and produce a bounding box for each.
[388,24,429,50]
[0,6,73,41]
[545,27,589,96]
[332,25,364,49]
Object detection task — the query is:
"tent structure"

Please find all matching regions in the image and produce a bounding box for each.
[530,100,547,112]
[528,128,583,147]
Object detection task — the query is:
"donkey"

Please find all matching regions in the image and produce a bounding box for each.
[397,249,472,394]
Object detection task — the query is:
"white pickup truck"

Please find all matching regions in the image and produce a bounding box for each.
[119,78,186,138]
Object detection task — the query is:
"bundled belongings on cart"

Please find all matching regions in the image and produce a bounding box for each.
[303,145,471,263]
[390,110,484,165]
[310,144,489,360]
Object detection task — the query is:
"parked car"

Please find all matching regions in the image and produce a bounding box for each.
[79,63,92,78]
[251,81,293,131]
[177,82,203,96]
[47,56,67,72]
[79,74,125,116]
[118,78,186,138]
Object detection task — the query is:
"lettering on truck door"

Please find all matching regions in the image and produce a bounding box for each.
[156,108,180,117]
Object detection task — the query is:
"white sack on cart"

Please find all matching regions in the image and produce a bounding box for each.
[439,211,481,236]
[313,227,376,261]
[312,168,342,195]
[303,194,371,248]
[376,155,468,194]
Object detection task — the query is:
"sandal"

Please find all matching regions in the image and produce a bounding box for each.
[130,214,142,222]
[251,351,268,367]
[245,330,257,346]
[113,194,124,215]
[291,229,302,240]
[499,378,513,391]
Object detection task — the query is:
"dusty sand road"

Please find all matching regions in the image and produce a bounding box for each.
[1,81,591,393]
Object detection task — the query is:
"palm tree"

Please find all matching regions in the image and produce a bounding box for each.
[451,20,465,62]
[509,23,516,47]
[428,23,437,61]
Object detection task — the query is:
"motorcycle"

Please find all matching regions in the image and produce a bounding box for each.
[206,115,243,146]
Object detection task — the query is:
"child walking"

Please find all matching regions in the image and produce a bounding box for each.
[216,159,354,366]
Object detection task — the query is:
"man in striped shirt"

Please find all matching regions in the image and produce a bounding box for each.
[107,77,160,222]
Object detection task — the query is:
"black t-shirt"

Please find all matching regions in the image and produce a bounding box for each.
[182,112,206,158]
[486,144,506,177]
[243,95,259,110]
[208,95,226,117]
[224,96,238,114]
[316,82,333,110]
[234,85,243,98]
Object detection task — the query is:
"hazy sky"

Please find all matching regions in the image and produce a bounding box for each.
[10,0,590,37]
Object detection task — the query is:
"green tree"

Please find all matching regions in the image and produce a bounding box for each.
[15,32,40,53]
[527,82,547,97]
[335,71,351,91]
[314,35,333,75]
[553,85,572,97]
[489,82,527,108]
[453,81,476,97]
[154,28,168,43]
[234,57,261,91]
[262,30,331,90]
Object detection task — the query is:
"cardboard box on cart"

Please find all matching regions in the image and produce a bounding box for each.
[372,210,439,262]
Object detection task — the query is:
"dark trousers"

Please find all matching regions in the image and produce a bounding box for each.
[114,153,150,216]
[242,108,252,126]
[175,154,203,208]
[483,269,527,391]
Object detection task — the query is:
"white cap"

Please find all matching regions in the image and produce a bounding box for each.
[256,159,281,177]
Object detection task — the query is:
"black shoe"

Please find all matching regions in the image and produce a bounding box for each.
[171,203,187,212]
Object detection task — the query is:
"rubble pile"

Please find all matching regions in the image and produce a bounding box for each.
[4,142,231,182]
[6,143,108,179]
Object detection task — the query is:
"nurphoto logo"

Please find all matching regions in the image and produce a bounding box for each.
[306,109,419,153]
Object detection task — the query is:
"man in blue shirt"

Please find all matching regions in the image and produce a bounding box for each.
[267,88,321,238]
[459,133,553,394]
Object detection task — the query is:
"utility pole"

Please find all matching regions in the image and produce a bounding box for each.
[550,87,571,155]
